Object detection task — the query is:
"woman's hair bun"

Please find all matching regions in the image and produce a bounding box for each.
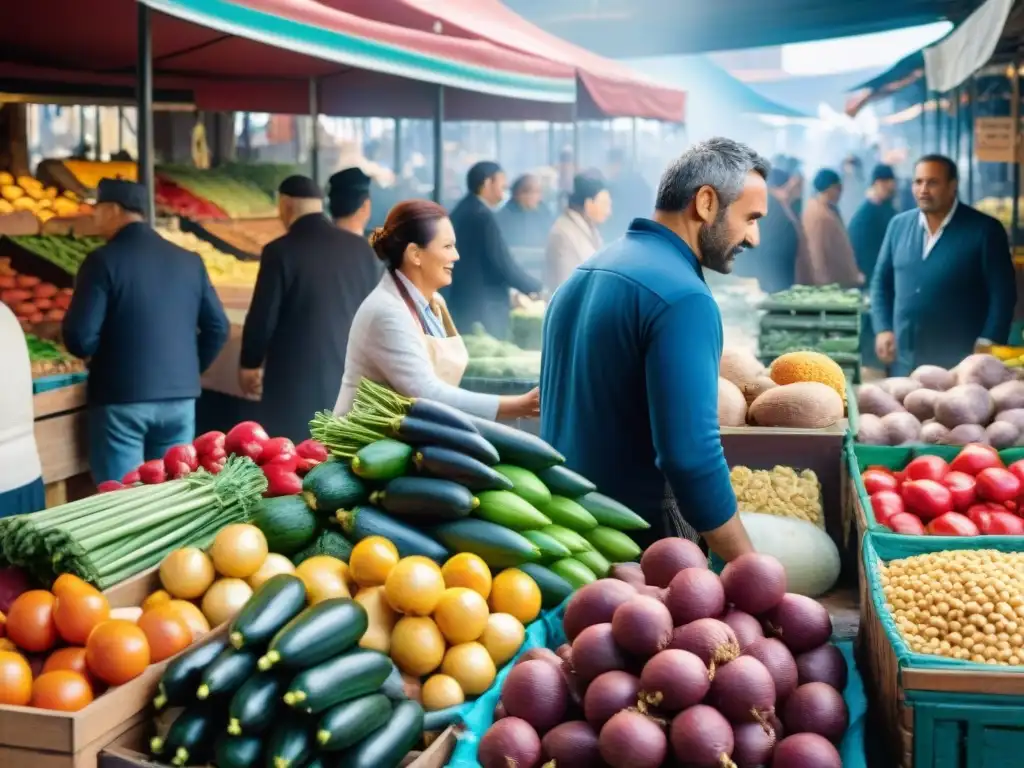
[368,226,393,263]
[372,199,449,270]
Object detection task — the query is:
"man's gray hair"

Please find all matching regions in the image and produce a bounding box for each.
[656,138,771,213]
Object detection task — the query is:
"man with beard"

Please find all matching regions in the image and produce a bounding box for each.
[539,138,766,560]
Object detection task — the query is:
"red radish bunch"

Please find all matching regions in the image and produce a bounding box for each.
[861,443,1024,536]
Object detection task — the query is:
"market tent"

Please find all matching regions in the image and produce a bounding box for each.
[321,0,686,121]
[845,51,928,117]
[0,0,577,120]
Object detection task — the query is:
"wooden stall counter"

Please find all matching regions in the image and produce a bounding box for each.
[34,381,92,505]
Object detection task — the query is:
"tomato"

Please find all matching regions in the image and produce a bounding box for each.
[887,513,926,535]
[901,479,953,521]
[904,455,950,483]
[925,512,980,537]
[941,471,977,512]
[0,650,32,705]
[85,620,150,686]
[30,670,94,711]
[979,511,1024,535]
[6,590,58,653]
[51,574,94,598]
[950,443,1003,476]
[42,647,95,685]
[1008,459,1024,491]
[53,587,110,645]
[967,504,997,531]
[870,490,905,526]
[975,467,1022,503]
[137,606,193,662]
[862,469,899,495]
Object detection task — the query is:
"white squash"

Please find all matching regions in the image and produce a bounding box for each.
[738,512,841,597]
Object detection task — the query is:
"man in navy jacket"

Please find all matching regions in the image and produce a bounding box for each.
[63,179,229,484]
[871,155,1016,375]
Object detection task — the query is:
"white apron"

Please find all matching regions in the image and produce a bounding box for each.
[391,272,469,386]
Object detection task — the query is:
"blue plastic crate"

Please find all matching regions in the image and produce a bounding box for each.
[32,371,87,394]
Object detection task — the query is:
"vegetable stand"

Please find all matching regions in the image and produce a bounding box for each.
[33,381,91,506]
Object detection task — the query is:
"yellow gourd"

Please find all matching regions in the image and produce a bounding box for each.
[354,586,398,653]
[769,350,847,401]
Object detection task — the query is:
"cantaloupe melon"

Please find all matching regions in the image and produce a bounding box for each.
[720,348,765,389]
[718,378,748,427]
[769,351,846,401]
[749,382,844,429]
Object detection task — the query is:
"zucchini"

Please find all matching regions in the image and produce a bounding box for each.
[549,558,598,589]
[260,598,368,671]
[475,490,551,530]
[518,562,575,608]
[390,416,500,465]
[370,476,478,520]
[422,704,464,732]
[292,529,354,565]
[415,445,513,491]
[540,524,594,554]
[265,718,316,768]
[337,505,449,563]
[495,465,552,509]
[335,700,424,768]
[214,734,262,768]
[520,530,572,561]
[251,496,318,556]
[351,439,413,481]
[150,706,220,766]
[227,672,287,736]
[317,693,393,751]
[197,647,259,700]
[537,465,597,498]
[574,548,612,578]
[584,526,643,562]
[540,495,598,531]
[466,415,564,471]
[577,491,651,531]
[284,648,392,714]
[430,519,540,568]
[230,574,307,650]
[302,460,367,513]
[380,663,409,700]
[406,397,479,433]
[154,635,229,710]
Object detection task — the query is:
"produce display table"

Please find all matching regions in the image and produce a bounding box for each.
[33,380,91,503]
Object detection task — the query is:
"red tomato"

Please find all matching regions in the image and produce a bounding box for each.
[975,467,1022,503]
[941,471,977,512]
[901,479,953,520]
[904,455,950,482]
[870,490,905,526]
[887,513,926,535]
[862,469,899,495]
[893,470,907,485]
[925,512,980,537]
[967,505,995,531]
[1008,459,1024,490]
[979,511,1024,536]
[950,443,1003,476]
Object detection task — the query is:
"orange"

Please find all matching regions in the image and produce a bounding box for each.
[137,606,193,662]
[0,651,32,706]
[390,616,445,677]
[85,620,150,686]
[440,642,496,696]
[42,647,94,685]
[164,600,211,639]
[141,590,172,613]
[30,670,94,711]
[53,587,110,645]
[384,557,445,616]
[488,569,542,625]
[440,553,492,600]
[478,613,525,666]
[52,574,94,598]
[349,537,400,587]
[6,590,59,653]
[433,588,489,644]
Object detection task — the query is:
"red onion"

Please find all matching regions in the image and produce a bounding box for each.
[722,609,764,650]
[541,721,601,768]
[584,670,641,729]
[764,594,833,654]
[639,649,710,712]
[493,700,506,721]
[563,579,637,642]
[516,647,561,668]
[664,568,726,626]
[572,622,628,685]
[669,705,735,767]
[636,584,667,601]
[555,643,573,664]
[743,637,798,701]
[720,553,787,615]
[772,733,842,768]
[732,721,777,768]
[781,683,849,744]
[795,644,848,691]
[478,717,542,768]
[599,710,668,768]
[669,618,740,678]
[641,537,708,587]
[612,595,674,657]
[708,655,776,724]
[502,659,568,734]
[610,562,647,587]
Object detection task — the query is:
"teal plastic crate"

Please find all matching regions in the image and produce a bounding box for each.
[908,691,1024,768]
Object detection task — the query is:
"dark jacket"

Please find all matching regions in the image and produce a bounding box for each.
[733,194,799,294]
[496,200,553,249]
[445,194,541,339]
[241,213,381,442]
[871,203,1016,375]
[848,197,896,287]
[63,222,229,405]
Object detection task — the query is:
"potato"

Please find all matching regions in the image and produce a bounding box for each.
[718,377,748,427]
[910,364,956,391]
[957,354,1014,389]
[881,411,922,446]
[990,380,1024,412]
[856,413,888,445]
[920,421,951,444]
[720,348,765,389]
[986,421,1020,449]
[742,376,778,406]
[879,377,923,403]
[857,384,905,417]
[996,408,1024,431]
[948,423,988,445]
[749,382,844,429]
[934,384,995,428]
[903,388,940,421]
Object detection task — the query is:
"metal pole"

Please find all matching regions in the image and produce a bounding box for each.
[1012,56,1020,251]
[494,122,501,164]
[95,107,102,160]
[393,117,402,178]
[547,122,556,166]
[968,76,976,203]
[571,102,580,173]
[433,85,444,204]
[117,107,124,152]
[631,117,638,165]
[137,3,155,224]
[953,86,961,167]
[308,78,320,185]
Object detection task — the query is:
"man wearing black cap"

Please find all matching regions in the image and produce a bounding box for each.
[446,161,541,338]
[239,173,378,442]
[63,179,230,484]
[798,168,861,288]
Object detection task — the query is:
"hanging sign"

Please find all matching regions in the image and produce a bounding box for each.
[975,116,1018,163]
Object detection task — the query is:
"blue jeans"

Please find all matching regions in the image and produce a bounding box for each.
[0,478,45,519]
[89,399,196,484]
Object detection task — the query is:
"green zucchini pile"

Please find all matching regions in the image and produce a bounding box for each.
[151,574,428,768]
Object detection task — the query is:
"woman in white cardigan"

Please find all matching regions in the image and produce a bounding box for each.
[335,199,540,420]
[545,174,612,292]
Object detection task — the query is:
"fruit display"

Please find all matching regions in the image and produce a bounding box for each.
[156,178,227,220]
[856,354,1024,446]
[0,172,88,221]
[25,333,85,379]
[478,545,848,768]
[729,465,823,526]
[199,217,287,256]
[156,227,260,287]
[464,324,541,381]
[0,256,72,327]
[988,344,1024,369]
[762,284,863,311]
[859,443,1024,536]
[759,328,860,356]
[60,159,138,190]
[157,166,276,219]
[219,162,302,197]
[8,233,102,275]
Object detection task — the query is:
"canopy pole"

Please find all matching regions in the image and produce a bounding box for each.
[309,78,320,185]
[571,102,579,174]
[117,107,124,152]
[631,117,638,165]
[394,118,402,178]
[95,107,102,160]
[137,3,155,224]
[547,123,556,166]
[494,122,502,165]
[1011,56,1020,251]
[433,85,444,204]
[967,76,976,203]
[953,87,961,168]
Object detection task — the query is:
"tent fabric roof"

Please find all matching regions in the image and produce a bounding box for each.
[845,51,927,116]
[322,0,686,121]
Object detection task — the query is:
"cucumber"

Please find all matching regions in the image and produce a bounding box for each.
[574,548,612,577]
[214,734,262,768]
[577,491,651,531]
[302,460,368,513]
[284,648,392,714]
[584,526,643,562]
[227,672,286,736]
[537,465,597,498]
[260,598,368,671]
[392,416,500,465]
[196,647,259,700]
[415,445,513,491]
[475,490,551,530]
[406,397,479,432]
[351,439,413,481]
[540,495,598,531]
[317,693,393,751]
[370,476,478,520]
[229,573,307,650]
[250,496,318,556]
[265,718,316,768]
[495,465,552,509]
[154,635,229,710]
[422,704,464,732]
[520,530,572,561]
[518,562,575,608]
[430,519,540,568]
[466,415,564,471]
[150,706,220,766]
[540,524,594,554]
[335,700,424,768]
[380,663,409,700]
[549,558,598,589]
[337,505,449,563]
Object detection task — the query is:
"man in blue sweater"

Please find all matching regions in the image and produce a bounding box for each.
[540,138,766,559]
[63,180,230,484]
[871,155,1016,375]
